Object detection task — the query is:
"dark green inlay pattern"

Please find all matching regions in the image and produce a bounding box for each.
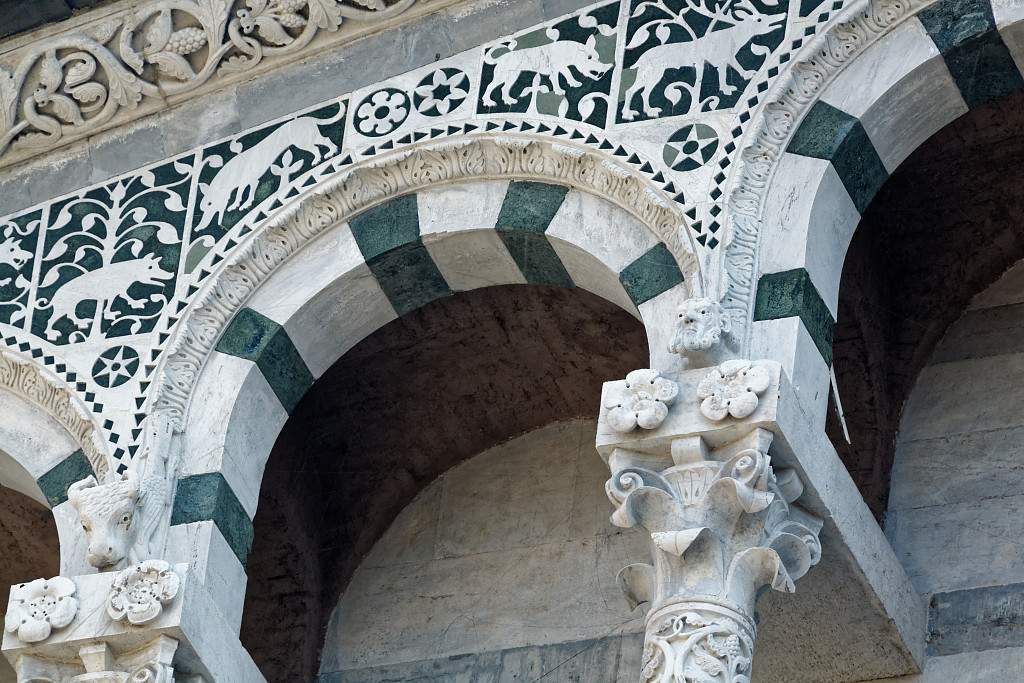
[495,182,570,233]
[787,101,889,214]
[619,243,684,306]
[919,0,1024,108]
[927,582,1024,656]
[171,472,253,567]
[37,449,95,507]
[368,242,453,315]
[494,181,574,287]
[498,231,575,288]
[754,268,835,365]
[349,194,421,261]
[346,193,453,315]
[216,307,314,414]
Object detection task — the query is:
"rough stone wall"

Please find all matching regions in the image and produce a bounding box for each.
[238,284,649,682]
[887,264,1024,664]
[828,90,1024,519]
[318,419,647,680]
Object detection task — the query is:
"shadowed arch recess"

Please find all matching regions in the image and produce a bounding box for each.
[170,178,688,575]
[238,283,650,682]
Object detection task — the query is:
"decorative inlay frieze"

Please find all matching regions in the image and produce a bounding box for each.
[152,133,701,426]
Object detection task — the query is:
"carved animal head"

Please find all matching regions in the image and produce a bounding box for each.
[138,253,174,286]
[68,475,139,569]
[0,235,30,270]
[669,297,730,354]
[582,35,611,73]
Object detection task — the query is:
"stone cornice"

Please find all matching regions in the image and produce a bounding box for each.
[151,132,701,427]
[724,0,925,348]
[0,349,110,479]
[0,0,456,169]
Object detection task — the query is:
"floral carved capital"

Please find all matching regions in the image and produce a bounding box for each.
[4,577,78,643]
[604,428,822,683]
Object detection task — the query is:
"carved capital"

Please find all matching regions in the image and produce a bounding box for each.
[597,362,821,682]
[3,564,257,682]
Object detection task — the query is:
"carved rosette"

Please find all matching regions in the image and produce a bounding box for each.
[107,560,181,625]
[4,577,78,644]
[697,360,770,421]
[604,369,679,432]
[606,430,821,682]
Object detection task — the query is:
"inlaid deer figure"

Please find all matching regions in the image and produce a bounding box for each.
[622,0,785,120]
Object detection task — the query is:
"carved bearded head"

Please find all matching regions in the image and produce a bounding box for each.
[67,475,139,569]
[669,297,730,354]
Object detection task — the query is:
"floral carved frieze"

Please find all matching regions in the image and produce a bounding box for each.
[0,349,110,478]
[0,0,420,168]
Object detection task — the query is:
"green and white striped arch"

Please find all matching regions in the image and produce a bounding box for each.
[750,0,1024,427]
[174,178,688,568]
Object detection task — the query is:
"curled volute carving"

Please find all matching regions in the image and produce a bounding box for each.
[606,431,822,682]
[68,410,178,570]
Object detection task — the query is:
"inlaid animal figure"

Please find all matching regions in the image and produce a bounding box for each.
[0,235,31,286]
[194,106,346,232]
[40,253,173,341]
[621,0,784,119]
[483,34,610,107]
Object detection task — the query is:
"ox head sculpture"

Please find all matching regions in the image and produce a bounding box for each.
[68,474,139,569]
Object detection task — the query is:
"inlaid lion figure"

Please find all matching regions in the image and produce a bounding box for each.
[669,297,730,354]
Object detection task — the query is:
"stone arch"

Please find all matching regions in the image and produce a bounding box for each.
[0,347,110,573]
[158,134,697,582]
[725,0,1024,427]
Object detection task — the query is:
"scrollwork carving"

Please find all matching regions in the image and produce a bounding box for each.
[0,349,110,479]
[725,0,921,346]
[0,0,419,168]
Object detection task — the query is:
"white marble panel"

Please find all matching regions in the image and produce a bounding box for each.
[423,229,526,291]
[549,237,638,318]
[545,189,659,274]
[165,521,248,633]
[183,352,288,519]
[417,180,510,236]
[281,262,398,378]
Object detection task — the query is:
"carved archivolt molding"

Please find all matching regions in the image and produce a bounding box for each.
[723,0,924,341]
[152,133,699,426]
[0,349,110,480]
[0,0,423,168]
